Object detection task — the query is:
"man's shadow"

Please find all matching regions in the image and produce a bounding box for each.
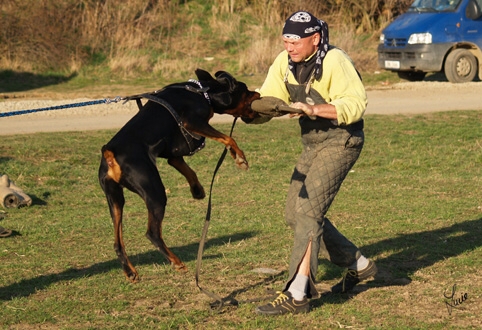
[311,217,482,307]
[197,217,482,310]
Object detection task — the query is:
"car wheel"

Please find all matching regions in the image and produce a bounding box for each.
[444,49,477,83]
[397,71,427,81]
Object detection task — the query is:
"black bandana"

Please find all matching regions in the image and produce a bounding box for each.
[282,11,329,81]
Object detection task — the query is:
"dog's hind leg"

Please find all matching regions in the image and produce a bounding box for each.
[145,203,188,272]
[123,159,188,272]
[99,154,140,282]
[109,182,141,281]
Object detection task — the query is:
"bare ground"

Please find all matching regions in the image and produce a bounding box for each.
[1,81,482,135]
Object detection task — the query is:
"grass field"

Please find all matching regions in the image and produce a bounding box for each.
[0,111,481,329]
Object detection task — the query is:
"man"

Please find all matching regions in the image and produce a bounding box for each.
[252,11,377,315]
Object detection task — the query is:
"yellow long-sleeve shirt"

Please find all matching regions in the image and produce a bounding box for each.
[258,48,367,125]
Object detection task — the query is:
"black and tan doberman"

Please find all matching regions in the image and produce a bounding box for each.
[98,69,261,281]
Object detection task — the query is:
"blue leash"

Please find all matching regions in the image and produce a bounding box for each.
[0,96,124,118]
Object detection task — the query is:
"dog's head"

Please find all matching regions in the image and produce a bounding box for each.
[195,69,261,120]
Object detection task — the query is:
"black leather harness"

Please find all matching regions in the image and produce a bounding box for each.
[124,81,210,156]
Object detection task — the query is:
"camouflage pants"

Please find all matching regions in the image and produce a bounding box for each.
[283,125,364,298]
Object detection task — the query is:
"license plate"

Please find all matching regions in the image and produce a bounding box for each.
[385,60,400,69]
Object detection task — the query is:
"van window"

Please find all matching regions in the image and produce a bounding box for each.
[409,0,461,11]
[475,0,482,10]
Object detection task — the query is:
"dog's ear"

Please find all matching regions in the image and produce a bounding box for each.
[214,71,234,80]
[195,69,215,82]
[214,71,238,92]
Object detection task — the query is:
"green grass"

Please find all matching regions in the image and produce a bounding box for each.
[0,111,481,329]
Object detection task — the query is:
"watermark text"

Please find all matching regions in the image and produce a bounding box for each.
[443,284,468,315]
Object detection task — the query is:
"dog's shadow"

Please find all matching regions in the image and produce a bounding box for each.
[3,218,481,306]
[0,231,257,301]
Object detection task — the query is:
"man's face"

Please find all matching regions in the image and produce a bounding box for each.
[282,33,320,63]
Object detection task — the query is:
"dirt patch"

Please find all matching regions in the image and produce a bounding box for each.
[1,81,482,135]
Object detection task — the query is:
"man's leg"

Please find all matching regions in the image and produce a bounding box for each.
[255,239,313,315]
[256,128,375,314]
[321,217,377,293]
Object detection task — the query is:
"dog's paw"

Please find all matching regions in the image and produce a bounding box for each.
[173,262,188,273]
[235,157,249,170]
[191,184,206,199]
[125,270,140,283]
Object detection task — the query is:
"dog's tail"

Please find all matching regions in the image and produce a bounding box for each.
[102,147,122,183]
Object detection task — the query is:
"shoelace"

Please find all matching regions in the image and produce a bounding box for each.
[341,269,358,292]
[270,292,289,307]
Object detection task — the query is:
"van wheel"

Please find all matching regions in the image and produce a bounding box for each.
[397,71,426,81]
[444,49,477,83]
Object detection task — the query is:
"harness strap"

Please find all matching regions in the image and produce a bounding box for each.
[188,79,211,104]
[125,92,205,156]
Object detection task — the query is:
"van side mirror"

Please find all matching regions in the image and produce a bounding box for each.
[466,0,482,20]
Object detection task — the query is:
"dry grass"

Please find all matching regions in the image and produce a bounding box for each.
[0,0,413,79]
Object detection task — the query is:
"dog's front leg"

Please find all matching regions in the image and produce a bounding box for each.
[168,157,205,199]
[185,123,249,170]
[221,137,248,170]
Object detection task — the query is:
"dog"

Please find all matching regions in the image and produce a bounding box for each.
[98,69,261,282]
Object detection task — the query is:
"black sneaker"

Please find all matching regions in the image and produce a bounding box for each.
[255,291,310,315]
[331,260,377,293]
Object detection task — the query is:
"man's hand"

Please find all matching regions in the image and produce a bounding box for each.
[251,97,303,117]
[290,102,315,117]
[289,102,338,120]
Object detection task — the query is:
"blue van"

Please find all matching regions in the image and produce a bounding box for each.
[377,0,482,83]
